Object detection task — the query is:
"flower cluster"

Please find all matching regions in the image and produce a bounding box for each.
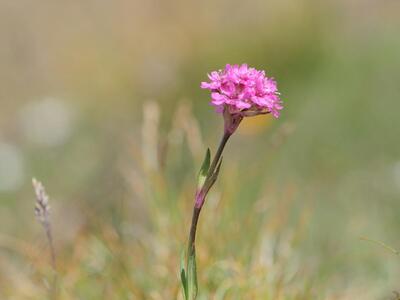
[201,64,282,118]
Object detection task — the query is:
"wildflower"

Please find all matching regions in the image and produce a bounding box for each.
[201,64,282,118]
[181,64,283,299]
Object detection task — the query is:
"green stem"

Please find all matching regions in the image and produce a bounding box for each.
[188,206,201,259]
[186,130,232,298]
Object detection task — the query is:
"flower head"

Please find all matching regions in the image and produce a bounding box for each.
[201,64,283,118]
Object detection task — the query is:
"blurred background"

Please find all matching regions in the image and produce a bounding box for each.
[0,0,399,299]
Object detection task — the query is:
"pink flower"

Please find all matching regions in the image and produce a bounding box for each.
[201,64,283,118]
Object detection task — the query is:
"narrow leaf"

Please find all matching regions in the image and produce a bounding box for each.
[187,251,198,300]
[180,249,188,299]
[197,148,211,189]
[203,156,223,195]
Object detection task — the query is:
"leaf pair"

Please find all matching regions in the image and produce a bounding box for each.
[180,249,197,300]
[197,148,223,194]
[197,148,210,189]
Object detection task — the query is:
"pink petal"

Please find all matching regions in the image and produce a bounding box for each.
[211,92,227,105]
[235,101,251,109]
[201,82,211,89]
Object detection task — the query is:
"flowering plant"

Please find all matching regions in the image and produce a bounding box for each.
[180,64,282,299]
